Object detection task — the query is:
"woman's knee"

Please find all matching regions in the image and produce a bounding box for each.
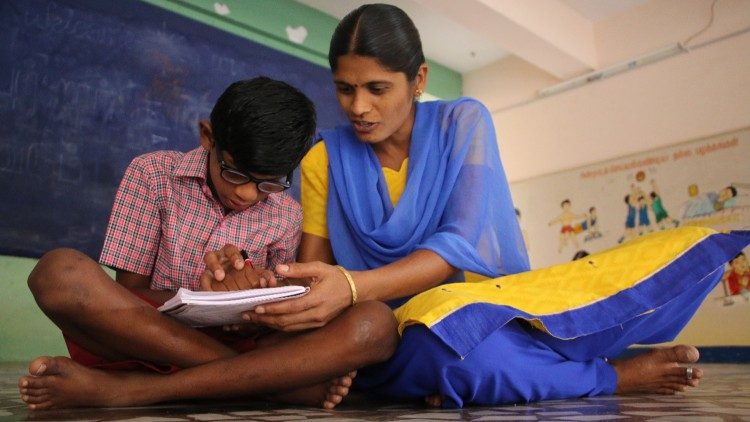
[27,248,98,310]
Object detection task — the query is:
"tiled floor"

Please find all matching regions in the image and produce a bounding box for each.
[1,362,749,421]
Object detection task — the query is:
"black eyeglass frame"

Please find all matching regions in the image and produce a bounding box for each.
[214,142,292,193]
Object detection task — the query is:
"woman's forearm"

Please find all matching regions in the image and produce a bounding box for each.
[353,249,458,302]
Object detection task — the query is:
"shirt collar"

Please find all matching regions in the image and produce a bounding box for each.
[174,147,209,181]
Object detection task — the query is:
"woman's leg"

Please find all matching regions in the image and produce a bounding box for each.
[358,321,615,408]
[359,317,706,408]
[526,268,723,361]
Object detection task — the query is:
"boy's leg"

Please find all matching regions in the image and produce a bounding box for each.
[19,301,398,409]
[27,248,236,367]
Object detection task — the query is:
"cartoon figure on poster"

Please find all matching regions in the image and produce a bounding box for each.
[636,192,653,235]
[581,206,602,241]
[619,190,638,244]
[680,182,750,223]
[548,199,599,253]
[721,251,750,306]
[649,179,679,229]
[619,174,682,243]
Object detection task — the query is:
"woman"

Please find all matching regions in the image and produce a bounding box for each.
[236,3,529,333]
[20,3,749,410]
[215,4,743,408]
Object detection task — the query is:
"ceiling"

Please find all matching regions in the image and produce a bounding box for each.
[297,0,650,76]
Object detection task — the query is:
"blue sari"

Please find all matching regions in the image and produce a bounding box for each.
[319,98,750,407]
[356,228,750,407]
[321,98,530,307]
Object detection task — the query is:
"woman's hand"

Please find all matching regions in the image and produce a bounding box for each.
[241,261,355,331]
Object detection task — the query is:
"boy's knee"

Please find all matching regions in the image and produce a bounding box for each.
[347,301,399,362]
[28,248,95,304]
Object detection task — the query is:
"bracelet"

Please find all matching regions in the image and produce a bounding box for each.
[335,265,358,306]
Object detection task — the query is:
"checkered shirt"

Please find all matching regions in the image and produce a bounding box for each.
[100,147,302,291]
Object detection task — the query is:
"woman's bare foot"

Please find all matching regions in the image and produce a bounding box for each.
[611,345,703,395]
[424,394,442,408]
[18,356,159,409]
[271,370,357,409]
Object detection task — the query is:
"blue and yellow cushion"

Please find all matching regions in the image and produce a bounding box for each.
[395,226,750,357]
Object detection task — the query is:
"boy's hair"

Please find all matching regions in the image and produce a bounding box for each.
[210,77,316,176]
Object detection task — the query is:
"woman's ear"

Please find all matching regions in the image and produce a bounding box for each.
[199,120,213,151]
[415,63,429,94]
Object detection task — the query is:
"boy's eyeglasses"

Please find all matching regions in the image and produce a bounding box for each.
[214,143,292,193]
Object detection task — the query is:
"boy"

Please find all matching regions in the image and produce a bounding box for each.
[20,77,397,409]
[103,77,310,303]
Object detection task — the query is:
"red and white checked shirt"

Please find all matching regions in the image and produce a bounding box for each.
[100,147,302,291]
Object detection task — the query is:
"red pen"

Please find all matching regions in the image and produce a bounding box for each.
[240,249,254,268]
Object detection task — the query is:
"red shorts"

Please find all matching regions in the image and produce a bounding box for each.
[64,290,257,374]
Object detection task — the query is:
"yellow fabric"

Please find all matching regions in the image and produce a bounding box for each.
[393,226,717,335]
[300,141,408,239]
[300,142,330,239]
[464,271,489,282]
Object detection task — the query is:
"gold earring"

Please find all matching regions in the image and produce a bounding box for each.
[415,88,424,97]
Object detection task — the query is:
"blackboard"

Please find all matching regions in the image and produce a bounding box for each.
[0,0,345,259]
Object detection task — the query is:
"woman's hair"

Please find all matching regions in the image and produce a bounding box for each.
[329,3,425,81]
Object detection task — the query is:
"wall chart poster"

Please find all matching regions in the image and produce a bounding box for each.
[511,127,750,342]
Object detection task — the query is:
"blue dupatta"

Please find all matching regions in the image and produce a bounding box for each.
[321,98,530,299]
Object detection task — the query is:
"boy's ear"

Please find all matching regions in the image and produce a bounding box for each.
[199,120,213,151]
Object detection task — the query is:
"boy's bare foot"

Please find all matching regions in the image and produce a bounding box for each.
[20,356,357,411]
[18,356,157,409]
[323,371,357,409]
[271,370,357,409]
[611,345,702,395]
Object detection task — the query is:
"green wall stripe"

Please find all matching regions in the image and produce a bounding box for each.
[140,0,462,98]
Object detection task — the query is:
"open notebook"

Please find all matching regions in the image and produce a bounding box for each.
[158,286,310,327]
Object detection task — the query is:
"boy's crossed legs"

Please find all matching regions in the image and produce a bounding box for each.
[19,248,398,409]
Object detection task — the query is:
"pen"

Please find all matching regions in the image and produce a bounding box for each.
[240,249,254,269]
[241,249,286,282]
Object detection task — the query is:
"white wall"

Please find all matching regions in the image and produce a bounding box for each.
[463,0,750,347]
[465,0,750,183]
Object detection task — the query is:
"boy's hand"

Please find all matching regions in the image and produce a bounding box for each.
[201,244,245,288]
[205,266,278,292]
[200,245,278,291]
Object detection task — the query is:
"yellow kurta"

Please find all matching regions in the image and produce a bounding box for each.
[300,141,486,281]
